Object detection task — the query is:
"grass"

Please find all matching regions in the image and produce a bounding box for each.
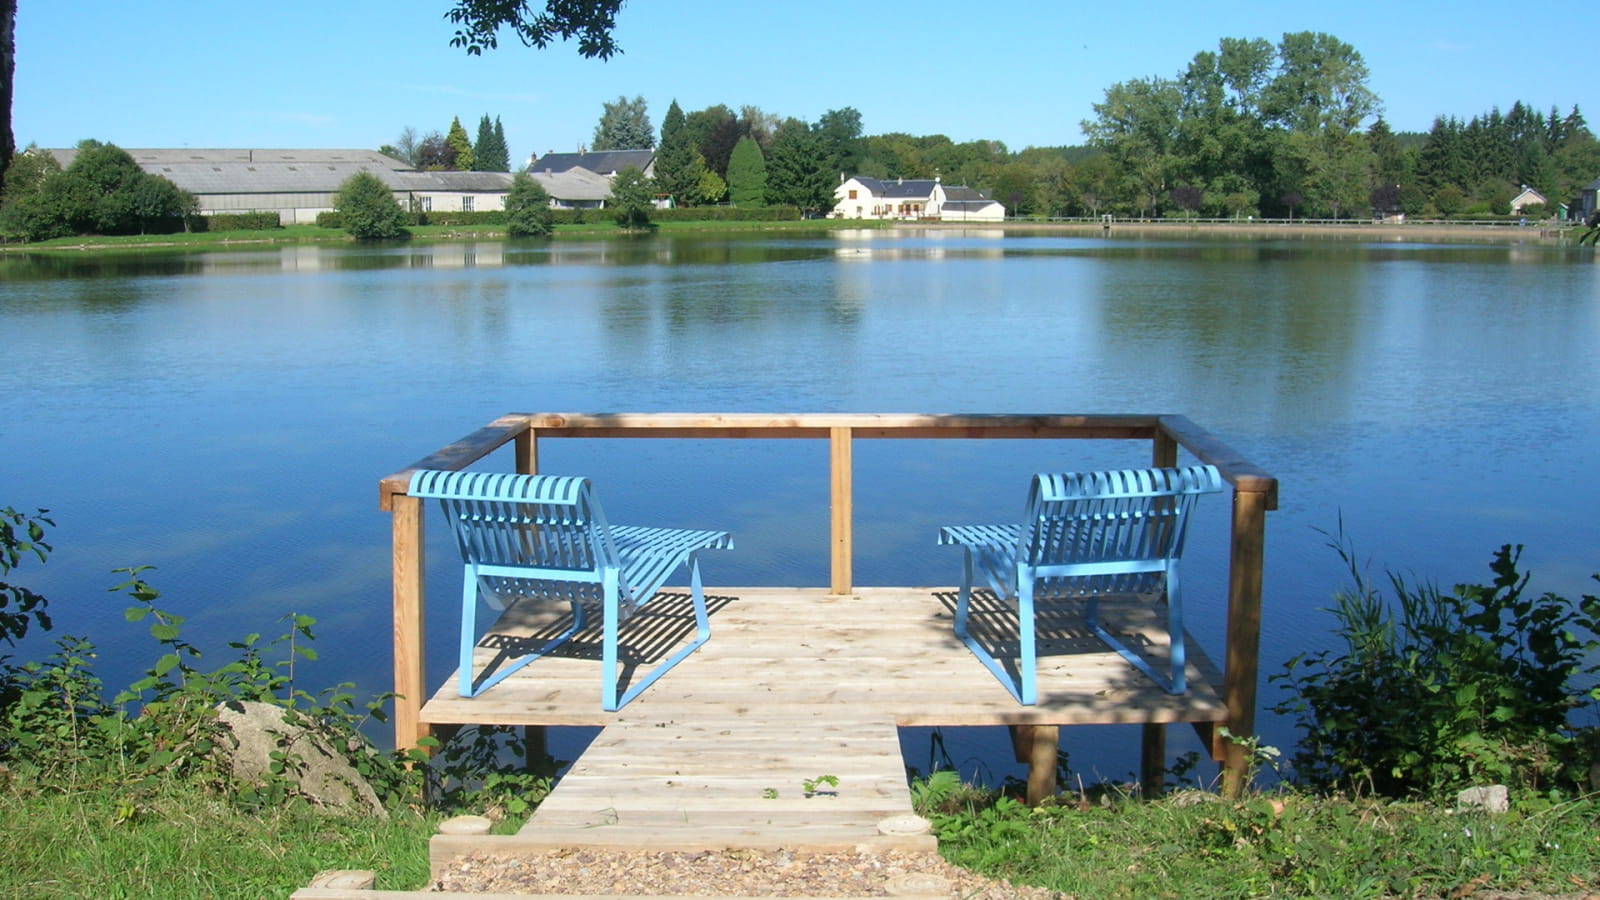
[0,217,888,253]
[0,774,437,898]
[923,784,1600,899]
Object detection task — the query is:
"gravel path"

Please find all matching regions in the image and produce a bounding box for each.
[430,848,1068,898]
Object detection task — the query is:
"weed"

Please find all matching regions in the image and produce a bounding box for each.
[1273,529,1600,797]
[802,774,839,797]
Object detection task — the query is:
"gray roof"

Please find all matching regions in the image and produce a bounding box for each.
[851,176,994,203]
[529,167,614,202]
[42,148,511,195]
[531,149,654,175]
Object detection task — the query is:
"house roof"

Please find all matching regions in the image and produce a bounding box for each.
[531,149,654,175]
[529,167,614,202]
[847,176,995,204]
[42,148,513,195]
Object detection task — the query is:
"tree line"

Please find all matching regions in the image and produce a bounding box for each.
[564,32,1598,220]
[381,114,510,172]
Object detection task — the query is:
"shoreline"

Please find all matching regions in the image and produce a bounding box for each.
[1,217,1586,253]
[900,219,1583,244]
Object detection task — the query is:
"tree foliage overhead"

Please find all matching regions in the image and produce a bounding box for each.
[445,0,624,58]
[593,95,654,151]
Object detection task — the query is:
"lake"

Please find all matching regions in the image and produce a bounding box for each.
[2,229,1596,784]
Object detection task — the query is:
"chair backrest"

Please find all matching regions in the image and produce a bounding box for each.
[1021,465,1222,590]
[407,470,621,582]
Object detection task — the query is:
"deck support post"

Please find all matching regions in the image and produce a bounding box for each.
[1024,724,1059,805]
[391,493,430,752]
[1220,487,1269,798]
[523,725,548,771]
[829,426,853,595]
[1140,723,1166,796]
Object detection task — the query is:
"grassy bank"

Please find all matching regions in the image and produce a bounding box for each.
[6,215,1583,254]
[0,778,436,897]
[0,217,888,253]
[922,780,1600,899]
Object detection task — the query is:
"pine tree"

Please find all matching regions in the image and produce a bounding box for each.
[493,117,511,171]
[445,117,474,171]
[593,96,654,151]
[654,100,702,206]
[726,137,767,207]
[472,114,496,171]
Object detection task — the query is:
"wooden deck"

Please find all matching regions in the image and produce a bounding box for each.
[422,586,1225,865]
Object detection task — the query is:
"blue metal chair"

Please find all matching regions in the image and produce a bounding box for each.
[407,470,733,711]
[938,465,1222,705]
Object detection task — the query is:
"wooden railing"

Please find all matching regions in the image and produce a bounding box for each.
[381,413,1277,792]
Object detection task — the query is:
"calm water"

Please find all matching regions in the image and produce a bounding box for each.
[3,230,1597,782]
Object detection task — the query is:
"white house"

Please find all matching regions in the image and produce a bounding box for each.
[831,176,1006,222]
[1508,185,1549,216]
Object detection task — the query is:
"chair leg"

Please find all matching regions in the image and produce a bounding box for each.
[953,550,1034,705]
[1166,564,1187,694]
[462,581,585,698]
[458,568,479,697]
[1085,573,1186,694]
[1017,578,1037,706]
[608,553,714,711]
[601,566,622,711]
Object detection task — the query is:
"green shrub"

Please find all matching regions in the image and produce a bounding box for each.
[504,172,554,237]
[1274,531,1600,797]
[333,171,408,241]
[191,212,281,232]
[0,507,53,648]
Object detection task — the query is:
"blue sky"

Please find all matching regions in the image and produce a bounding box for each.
[14,0,1594,165]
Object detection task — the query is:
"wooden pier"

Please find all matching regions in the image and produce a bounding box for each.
[379,413,1276,865]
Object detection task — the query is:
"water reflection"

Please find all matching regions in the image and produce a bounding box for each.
[2,230,1597,781]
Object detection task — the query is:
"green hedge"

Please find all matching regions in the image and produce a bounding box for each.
[314,205,804,230]
[189,212,281,232]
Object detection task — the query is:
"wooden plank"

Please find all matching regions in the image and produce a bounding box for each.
[830,426,852,594]
[378,413,529,510]
[1221,487,1269,797]
[390,495,428,751]
[418,586,1230,730]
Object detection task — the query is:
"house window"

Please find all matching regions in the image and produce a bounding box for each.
[848,189,858,199]
[462,196,475,212]
[420,196,432,212]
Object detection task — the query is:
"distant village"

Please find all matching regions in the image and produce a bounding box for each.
[38,146,1007,226]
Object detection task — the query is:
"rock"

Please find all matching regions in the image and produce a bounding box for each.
[438,814,494,835]
[308,870,376,889]
[212,700,387,818]
[1455,784,1509,814]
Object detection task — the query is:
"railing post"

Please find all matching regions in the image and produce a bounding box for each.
[830,426,853,595]
[1220,487,1268,798]
[1142,427,1178,795]
[391,493,430,752]
[516,427,537,475]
